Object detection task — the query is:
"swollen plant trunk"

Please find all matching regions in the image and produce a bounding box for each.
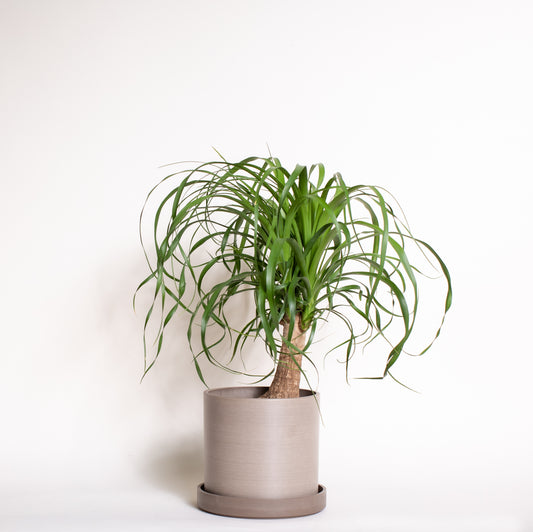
[262,314,306,399]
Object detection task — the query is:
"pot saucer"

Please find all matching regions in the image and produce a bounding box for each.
[197,483,326,519]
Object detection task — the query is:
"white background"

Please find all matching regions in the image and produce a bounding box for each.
[1,1,532,531]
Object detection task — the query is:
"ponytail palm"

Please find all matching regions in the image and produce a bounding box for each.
[137,156,452,398]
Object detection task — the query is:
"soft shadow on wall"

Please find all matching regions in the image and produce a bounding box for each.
[142,436,204,506]
[102,249,264,504]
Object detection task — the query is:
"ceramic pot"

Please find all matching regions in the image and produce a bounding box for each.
[197,386,326,518]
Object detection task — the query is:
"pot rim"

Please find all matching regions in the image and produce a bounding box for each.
[204,385,318,402]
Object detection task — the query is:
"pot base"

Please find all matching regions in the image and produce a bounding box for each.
[197,483,326,519]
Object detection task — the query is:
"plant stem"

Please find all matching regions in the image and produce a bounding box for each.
[261,314,306,399]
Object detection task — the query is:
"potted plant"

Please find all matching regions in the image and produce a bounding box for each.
[136,155,452,518]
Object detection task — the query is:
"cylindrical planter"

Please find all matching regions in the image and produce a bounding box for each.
[197,386,326,518]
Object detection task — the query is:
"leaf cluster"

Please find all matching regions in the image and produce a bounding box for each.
[136,156,452,385]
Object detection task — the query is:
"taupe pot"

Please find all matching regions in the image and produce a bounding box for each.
[197,386,326,518]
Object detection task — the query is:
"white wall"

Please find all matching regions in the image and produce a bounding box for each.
[1,1,532,530]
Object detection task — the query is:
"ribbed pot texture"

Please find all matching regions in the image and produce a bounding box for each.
[203,386,320,500]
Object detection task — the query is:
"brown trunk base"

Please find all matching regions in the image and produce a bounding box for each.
[262,315,306,399]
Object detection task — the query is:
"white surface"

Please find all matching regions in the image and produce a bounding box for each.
[1,1,532,530]
[1,488,528,532]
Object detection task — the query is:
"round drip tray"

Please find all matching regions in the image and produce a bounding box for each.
[197,483,327,519]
